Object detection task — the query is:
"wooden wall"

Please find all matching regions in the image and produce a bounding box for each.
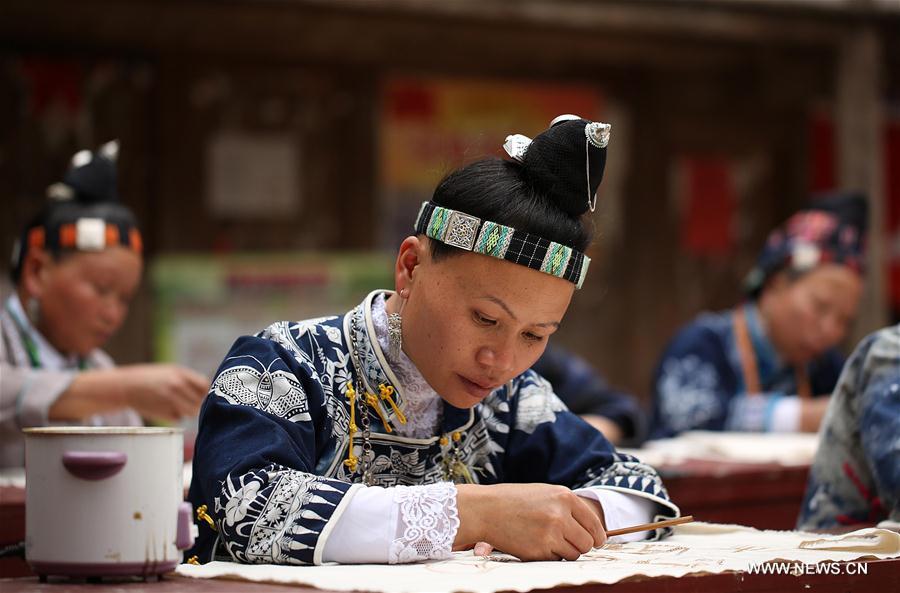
[1,0,897,402]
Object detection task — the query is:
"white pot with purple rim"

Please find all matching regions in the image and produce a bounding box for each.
[23,427,196,578]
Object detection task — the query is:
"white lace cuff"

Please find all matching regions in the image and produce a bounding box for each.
[388,482,459,564]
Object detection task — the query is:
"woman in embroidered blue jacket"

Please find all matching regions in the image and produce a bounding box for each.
[649,194,867,439]
[532,343,647,446]
[187,116,679,566]
[797,324,900,531]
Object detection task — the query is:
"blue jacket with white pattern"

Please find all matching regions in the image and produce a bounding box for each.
[649,303,843,439]
[797,324,900,530]
[187,291,679,565]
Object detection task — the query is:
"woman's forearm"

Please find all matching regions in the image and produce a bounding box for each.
[47,369,126,421]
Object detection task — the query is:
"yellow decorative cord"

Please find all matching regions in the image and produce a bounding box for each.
[344,383,359,472]
[196,504,216,531]
[442,431,473,483]
[453,460,475,484]
[186,556,200,566]
[378,384,407,425]
[364,391,393,433]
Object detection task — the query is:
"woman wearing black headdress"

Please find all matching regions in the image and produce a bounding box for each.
[649,193,867,439]
[1,142,209,467]
[186,116,679,566]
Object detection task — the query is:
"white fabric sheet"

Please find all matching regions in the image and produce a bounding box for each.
[176,522,900,592]
[0,466,25,488]
[623,430,819,468]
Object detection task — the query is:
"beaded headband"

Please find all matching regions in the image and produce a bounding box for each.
[743,192,867,297]
[24,218,142,254]
[414,201,591,289]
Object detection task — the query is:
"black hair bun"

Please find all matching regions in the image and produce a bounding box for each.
[55,140,120,205]
[807,190,868,235]
[520,116,609,217]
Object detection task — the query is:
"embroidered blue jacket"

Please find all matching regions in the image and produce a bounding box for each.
[649,304,844,439]
[532,344,647,445]
[797,325,900,530]
[187,292,679,565]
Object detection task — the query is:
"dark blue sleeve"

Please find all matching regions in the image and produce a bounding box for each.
[649,322,738,439]
[186,334,357,565]
[532,345,647,444]
[500,372,680,539]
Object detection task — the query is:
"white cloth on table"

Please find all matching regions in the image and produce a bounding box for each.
[180,523,900,593]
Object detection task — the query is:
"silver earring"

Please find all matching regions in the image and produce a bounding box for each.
[388,312,402,360]
[26,297,41,325]
[388,288,408,359]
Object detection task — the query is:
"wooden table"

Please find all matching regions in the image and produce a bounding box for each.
[660,459,810,530]
[3,463,896,592]
[0,459,813,579]
[0,486,27,578]
[1,558,898,593]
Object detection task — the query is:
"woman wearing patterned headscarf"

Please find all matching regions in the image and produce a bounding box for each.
[1,142,209,467]
[186,116,680,567]
[649,193,867,439]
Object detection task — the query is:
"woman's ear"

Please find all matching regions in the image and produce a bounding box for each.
[19,248,52,300]
[763,268,791,296]
[394,236,423,294]
[758,268,793,317]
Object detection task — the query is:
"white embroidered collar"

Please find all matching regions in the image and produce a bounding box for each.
[370,293,443,439]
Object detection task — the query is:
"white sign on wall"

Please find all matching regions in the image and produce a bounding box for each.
[206,131,300,218]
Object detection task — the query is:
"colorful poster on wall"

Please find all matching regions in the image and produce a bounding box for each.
[152,252,392,378]
[378,77,605,248]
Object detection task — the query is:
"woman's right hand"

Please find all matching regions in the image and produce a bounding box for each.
[454,483,607,561]
[49,364,210,422]
[117,364,210,421]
